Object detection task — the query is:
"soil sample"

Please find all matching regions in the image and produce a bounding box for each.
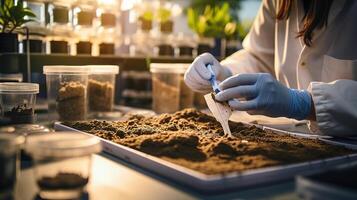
[99,43,115,55]
[65,109,356,175]
[37,172,88,190]
[179,46,194,57]
[160,21,173,34]
[4,104,35,124]
[158,44,174,56]
[88,79,114,112]
[50,40,68,54]
[152,77,179,113]
[179,77,194,109]
[53,7,69,24]
[76,41,92,55]
[57,81,86,121]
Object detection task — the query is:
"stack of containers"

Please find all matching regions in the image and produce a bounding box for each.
[96,0,120,55]
[73,0,97,55]
[43,65,119,121]
[47,0,73,54]
[150,63,194,114]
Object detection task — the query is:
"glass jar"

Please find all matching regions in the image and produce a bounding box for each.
[150,63,193,114]
[87,65,119,113]
[0,83,39,125]
[26,132,101,200]
[43,66,89,121]
[96,10,119,55]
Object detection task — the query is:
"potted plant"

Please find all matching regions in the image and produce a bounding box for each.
[0,0,36,53]
[187,2,238,57]
[138,10,154,32]
[157,7,173,34]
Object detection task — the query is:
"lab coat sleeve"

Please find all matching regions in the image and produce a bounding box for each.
[221,0,276,76]
[308,80,357,136]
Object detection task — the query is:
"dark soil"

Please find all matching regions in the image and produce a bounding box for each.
[4,104,34,124]
[65,109,355,175]
[37,172,88,190]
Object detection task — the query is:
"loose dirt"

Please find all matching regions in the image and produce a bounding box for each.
[65,109,355,175]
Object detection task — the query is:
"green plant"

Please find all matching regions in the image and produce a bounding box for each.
[187,2,232,38]
[224,21,247,40]
[157,7,171,23]
[139,10,154,22]
[0,0,36,33]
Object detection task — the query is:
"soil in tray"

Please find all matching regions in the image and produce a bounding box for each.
[64,109,355,175]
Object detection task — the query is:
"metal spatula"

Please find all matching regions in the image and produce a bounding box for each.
[204,64,233,137]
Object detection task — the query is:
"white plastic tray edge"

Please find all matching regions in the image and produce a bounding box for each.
[54,122,357,192]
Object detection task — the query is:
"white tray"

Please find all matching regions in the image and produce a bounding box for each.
[54,122,357,193]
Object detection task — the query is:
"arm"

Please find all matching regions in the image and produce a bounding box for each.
[308,80,357,136]
[221,0,276,76]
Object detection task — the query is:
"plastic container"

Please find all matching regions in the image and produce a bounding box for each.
[43,66,90,121]
[0,134,24,198]
[150,63,193,114]
[26,132,101,200]
[0,83,39,125]
[87,65,119,112]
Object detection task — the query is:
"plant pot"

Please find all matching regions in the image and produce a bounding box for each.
[160,20,173,34]
[0,33,19,53]
[140,19,152,31]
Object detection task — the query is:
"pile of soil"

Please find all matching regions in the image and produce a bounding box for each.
[65,109,355,175]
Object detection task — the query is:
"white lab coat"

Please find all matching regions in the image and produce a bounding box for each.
[221,0,357,136]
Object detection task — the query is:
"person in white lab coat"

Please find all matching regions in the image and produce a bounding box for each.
[184,0,357,136]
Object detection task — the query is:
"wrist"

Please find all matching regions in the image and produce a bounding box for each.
[288,89,312,120]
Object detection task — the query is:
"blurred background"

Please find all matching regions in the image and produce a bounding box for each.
[0,0,261,110]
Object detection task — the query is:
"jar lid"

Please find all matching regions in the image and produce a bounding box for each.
[0,82,39,94]
[27,132,102,159]
[0,124,51,135]
[150,63,190,74]
[0,134,25,155]
[88,65,119,74]
[43,65,90,75]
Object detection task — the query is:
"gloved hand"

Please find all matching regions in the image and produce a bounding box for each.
[184,53,232,93]
[215,73,312,120]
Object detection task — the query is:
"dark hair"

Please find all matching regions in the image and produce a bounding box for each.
[276,0,334,46]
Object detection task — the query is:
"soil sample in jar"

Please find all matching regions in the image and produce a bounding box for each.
[4,104,35,124]
[76,41,92,55]
[50,41,69,54]
[88,79,114,112]
[53,7,69,24]
[37,172,88,190]
[57,81,86,121]
[179,77,194,109]
[23,39,43,53]
[152,77,179,113]
[99,43,115,55]
[158,44,174,56]
[179,46,194,57]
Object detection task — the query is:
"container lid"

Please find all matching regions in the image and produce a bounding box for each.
[0,134,25,155]
[27,132,102,159]
[88,65,119,74]
[0,82,39,94]
[150,63,190,74]
[0,124,51,135]
[43,65,90,75]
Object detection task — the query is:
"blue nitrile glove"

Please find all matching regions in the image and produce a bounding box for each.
[215,73,312,120]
